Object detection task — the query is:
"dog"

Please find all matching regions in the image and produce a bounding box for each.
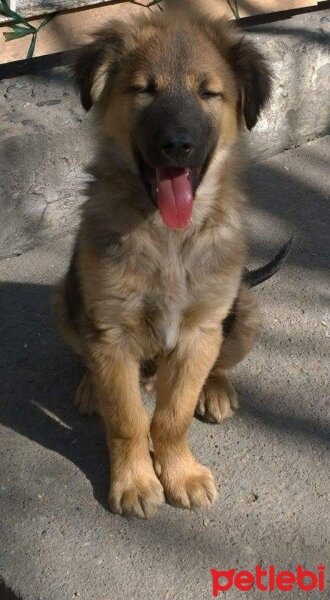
[53,0,290,518]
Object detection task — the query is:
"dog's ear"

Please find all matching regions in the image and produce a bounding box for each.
[73,23,128,111]
[197,16,272,130]
[229,36,272,130]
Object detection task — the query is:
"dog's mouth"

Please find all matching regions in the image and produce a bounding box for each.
[137,157,204,229]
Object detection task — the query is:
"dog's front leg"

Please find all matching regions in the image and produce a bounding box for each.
[151,325,221,509]
[89,343,164,518]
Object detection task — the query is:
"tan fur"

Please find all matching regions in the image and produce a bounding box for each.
[53,3,271,517]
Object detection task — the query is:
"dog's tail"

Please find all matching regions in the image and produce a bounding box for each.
[244,238,293,288]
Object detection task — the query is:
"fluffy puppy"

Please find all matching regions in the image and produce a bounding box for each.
[53,0,275,518]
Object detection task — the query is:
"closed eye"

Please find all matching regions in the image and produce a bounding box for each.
[199,89,223,100]
[130,81,157,95]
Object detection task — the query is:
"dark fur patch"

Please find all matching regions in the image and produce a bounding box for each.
[73,23,126,110]
[229,36,272,130]
[64,245,82,327]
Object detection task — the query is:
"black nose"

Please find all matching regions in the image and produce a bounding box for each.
[158,128,195,161]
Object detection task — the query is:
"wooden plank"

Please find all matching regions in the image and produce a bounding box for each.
[228,1,319,18]
[15,0,108,12]
[0,1,143,23]
[0,3,147,63]
[16,0,122,15]
[1,0,326,22]
[0,1,328,63]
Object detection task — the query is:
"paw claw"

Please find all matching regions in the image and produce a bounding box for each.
[196,376,238,424]
[109,463,164,519]
[159,459,217,510]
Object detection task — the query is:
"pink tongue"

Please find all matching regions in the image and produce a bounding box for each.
[156,168,193,229]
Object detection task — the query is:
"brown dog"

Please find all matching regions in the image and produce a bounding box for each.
[53,1,281,518]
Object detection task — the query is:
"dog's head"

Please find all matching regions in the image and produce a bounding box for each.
[75,1,271,229]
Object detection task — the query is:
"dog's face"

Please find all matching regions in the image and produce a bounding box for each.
[75,6,271,229]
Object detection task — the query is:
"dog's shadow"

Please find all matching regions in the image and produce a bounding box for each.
[0,281,110,508]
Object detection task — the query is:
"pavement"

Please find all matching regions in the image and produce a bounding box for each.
[0,136,329,599]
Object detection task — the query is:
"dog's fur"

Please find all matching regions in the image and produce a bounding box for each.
[53,0,272,517]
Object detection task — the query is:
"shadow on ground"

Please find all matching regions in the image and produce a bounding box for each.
[0,279,108,508]
[0,153,329,511]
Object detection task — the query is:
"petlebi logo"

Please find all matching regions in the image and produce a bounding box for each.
[210,565,326,595]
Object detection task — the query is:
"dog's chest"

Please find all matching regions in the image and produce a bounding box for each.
[145,255,190,352]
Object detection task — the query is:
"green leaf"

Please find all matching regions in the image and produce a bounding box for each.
[4,29,32,41]
[227,0,240,20]
[12,24,34,34]
[27,33,36,59]
[0,0,32,27]
[0,0,12,17]
[37,13,56,31]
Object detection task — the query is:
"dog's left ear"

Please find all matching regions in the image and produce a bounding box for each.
[229,36,272,130]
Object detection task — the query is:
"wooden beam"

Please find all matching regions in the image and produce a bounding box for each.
[0,1,328,64]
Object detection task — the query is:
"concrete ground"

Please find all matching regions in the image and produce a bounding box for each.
[0,136,329,599]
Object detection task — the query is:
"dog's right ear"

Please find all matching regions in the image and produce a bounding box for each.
[73,23,127,111]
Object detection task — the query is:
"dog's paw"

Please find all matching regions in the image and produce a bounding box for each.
[195,377,239,423]
[75,371,98,416]
[109,460,165,519]
[157,456,218,509]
